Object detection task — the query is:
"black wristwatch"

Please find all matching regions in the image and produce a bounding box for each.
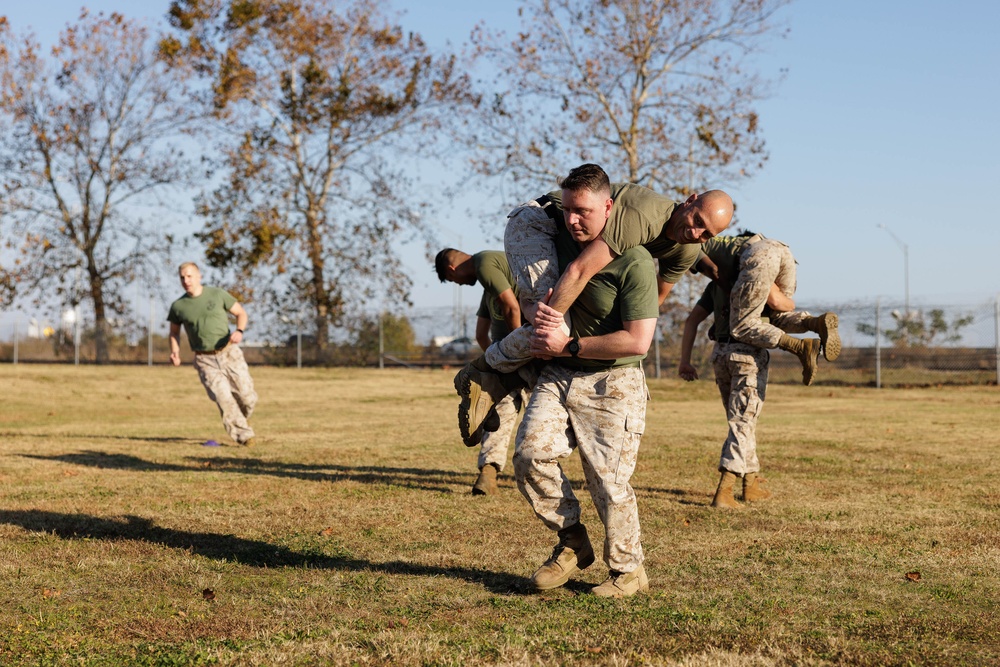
[567,337,581,357]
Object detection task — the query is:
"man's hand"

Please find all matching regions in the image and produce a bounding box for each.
[169,351,181,367]
[230,330,244,345]
[533,300,565,333]
[530,323,570,359]
[678,361,699,381]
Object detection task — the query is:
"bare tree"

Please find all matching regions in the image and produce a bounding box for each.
[468,0,790,198]
[0,12,198,363]
[161,0,477,349]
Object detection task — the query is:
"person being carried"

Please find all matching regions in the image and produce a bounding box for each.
[435,248,529,495]
[694,233,841,386]
[168,262,258,447]
[455,163,734,444]
[513,166,659,598]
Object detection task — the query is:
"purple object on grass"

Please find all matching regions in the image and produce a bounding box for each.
[203,439,220,447]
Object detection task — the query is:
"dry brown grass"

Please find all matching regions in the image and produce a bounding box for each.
[0,364,998,665]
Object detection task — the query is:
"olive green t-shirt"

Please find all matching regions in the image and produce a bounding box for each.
[472,250,520,340]
[545,183,701,283]
[553,225,659,370]
[167,286,236,352]
[699,234,755,285]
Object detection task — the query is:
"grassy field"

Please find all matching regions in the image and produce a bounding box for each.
[1,364,998,666]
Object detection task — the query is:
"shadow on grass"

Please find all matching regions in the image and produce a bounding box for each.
[0,431,199,445]
[0,509,530,595]
[23,451,469,494]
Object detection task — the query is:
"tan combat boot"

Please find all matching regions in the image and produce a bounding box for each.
[454,357,509,447]
[742,472,772,502]
[777,334,821,386]
[803,312,841,361]
[592,565,649,598]
[530,523,595,591]
[711,471,742,509]
[472,464,499,496]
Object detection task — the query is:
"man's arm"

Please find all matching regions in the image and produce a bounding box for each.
[530,310,657,360]
[229,302,248,344]
[169,322,183,366]
[496,288,521,332]
[678,304,711,381]
[657,277,676,306]
[475,316,491,352]
[546,238,617,314]
[767,283,794,312]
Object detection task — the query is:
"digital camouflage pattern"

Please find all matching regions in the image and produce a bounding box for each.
[477,387,527,472]
[514,364,647,574]
[193,344,257,445]
[730,238,798,348]
[712,342,769,474]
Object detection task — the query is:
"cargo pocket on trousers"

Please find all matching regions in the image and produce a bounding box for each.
[614,412,645,486]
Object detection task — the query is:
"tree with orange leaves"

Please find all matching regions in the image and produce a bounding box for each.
[161,0,477,350]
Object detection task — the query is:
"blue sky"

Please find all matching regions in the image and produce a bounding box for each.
[5,0,999,327]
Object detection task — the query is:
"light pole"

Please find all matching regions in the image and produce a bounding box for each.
[878,223,909,314]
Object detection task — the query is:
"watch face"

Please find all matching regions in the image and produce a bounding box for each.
[569,339,580,355]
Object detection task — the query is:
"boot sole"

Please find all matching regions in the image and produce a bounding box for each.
[821,313,841,362]
[458,371,495,447]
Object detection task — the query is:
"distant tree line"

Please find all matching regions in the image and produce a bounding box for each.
[0,0,791,363]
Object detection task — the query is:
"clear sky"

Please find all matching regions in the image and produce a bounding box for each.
[5,0,999,328]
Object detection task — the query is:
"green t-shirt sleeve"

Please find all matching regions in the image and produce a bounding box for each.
[220,288,237,313]
[657,243,702,283]
[618,251,660,323]
[474,252,514,300]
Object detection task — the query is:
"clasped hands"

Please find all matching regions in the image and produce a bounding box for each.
[527,290,568,360]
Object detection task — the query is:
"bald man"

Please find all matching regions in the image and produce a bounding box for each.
[454,163,733,445]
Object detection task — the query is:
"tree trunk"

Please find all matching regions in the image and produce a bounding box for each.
[88,267,110,364]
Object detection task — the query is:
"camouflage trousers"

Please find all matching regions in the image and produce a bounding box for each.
[483,200,569,373]
[514,363,647,573]
[193,344,257,445]
[731,238,800,348]
[712,342,769,475]
[478,387,527,472]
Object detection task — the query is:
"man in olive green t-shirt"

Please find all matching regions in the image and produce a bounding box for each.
[434,249,527,494]
[455,164,734,445]
[168,262,257,447]
[513,167,659,599]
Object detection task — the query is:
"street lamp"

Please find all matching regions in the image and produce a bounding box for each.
[877,223,909,314]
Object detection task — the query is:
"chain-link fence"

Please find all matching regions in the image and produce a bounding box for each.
[2,298,998,387]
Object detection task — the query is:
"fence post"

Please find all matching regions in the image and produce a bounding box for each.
[148,296,154,367]
[378,312,385,370]
[875,298,882,389]
[296,315,302,370]
[74,305,81,366]
[994,294,999,387]
[12,313,18,365]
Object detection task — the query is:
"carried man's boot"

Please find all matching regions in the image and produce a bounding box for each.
[530,523,595,591]
[742,472,772,502]
[803,312,841,362]
[777,334,820,386]
[454,355,516,447]
[472,464,499,496]
[711,471,742,509]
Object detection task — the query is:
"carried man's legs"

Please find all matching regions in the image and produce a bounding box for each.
[729,238,840,385]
